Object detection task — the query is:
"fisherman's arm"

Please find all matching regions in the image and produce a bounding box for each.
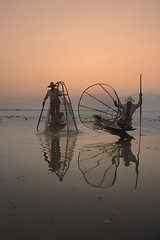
[135,93,142,109]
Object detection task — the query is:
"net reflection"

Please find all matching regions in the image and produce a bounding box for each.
[78,134,139,188]
[40,133,77,181]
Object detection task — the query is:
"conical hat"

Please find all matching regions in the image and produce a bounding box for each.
[125,96,135,102]
[48,82,55,88]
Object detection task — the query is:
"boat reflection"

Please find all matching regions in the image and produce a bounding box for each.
[78,134,139,188]
[40,133,77,181]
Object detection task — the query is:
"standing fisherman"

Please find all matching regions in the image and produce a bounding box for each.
[43,82,62,125]
[114,93,142,130]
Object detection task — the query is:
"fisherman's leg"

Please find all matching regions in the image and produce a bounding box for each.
[117,118,126,129]
[55,100,60,115]
[126,120,133,129]
[126,116,133,129]
[51,103,56,125]
[55,100,61,124]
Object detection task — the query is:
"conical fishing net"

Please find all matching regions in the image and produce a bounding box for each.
[44,81,78,133]
[39,133,77,181]
[78,83,121,130]
[78,141,121,188]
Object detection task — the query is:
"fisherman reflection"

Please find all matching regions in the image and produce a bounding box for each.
[42,136,63,181]
[116,134,138,167]
[118,134,139,188]
[78,133,139,188]
[47,137,61,172]
[40,133,77,182]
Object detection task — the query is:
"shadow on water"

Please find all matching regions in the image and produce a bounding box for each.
[39,132,78,181]
[78,132,140,189]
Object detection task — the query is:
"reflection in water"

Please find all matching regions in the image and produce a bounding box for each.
[40,133,77,181]
[78,134,140,188]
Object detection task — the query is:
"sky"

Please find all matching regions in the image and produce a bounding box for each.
[0,0,160,106]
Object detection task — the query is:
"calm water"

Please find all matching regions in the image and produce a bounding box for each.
[0,110,160,240]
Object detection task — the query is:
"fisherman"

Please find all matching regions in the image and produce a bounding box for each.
[43,82,62,125]
[114,93,142,130]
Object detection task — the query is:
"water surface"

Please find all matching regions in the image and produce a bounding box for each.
[0,110,160,240]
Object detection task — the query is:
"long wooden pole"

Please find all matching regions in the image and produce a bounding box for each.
[135,74,142,188]
[139,74,142,134]
[139,74,142,136]
[36,104,45,131]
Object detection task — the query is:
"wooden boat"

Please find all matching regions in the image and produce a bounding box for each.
[93,114,136,135]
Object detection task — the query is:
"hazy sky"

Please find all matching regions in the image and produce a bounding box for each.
[1,0,160,100]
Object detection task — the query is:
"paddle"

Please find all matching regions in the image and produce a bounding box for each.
[36,103,45,131]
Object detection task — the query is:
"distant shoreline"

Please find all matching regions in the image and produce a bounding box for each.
[0,109,159,112]
[0,109,79,112]
[0,109,42,111]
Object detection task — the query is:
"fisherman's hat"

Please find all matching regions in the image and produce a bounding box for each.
[48,82,55,88]
[125,96,135,103]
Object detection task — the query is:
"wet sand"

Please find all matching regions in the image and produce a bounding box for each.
[0,110,160,240]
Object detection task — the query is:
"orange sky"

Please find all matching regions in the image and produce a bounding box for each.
[1,0,160,99]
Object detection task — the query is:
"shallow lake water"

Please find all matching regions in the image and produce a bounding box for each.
[0,110,160,240]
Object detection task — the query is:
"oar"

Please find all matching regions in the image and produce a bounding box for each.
[36,103,45,131]
[135,74,142,188]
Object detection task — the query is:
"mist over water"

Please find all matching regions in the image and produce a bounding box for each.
[0,92,160,111]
